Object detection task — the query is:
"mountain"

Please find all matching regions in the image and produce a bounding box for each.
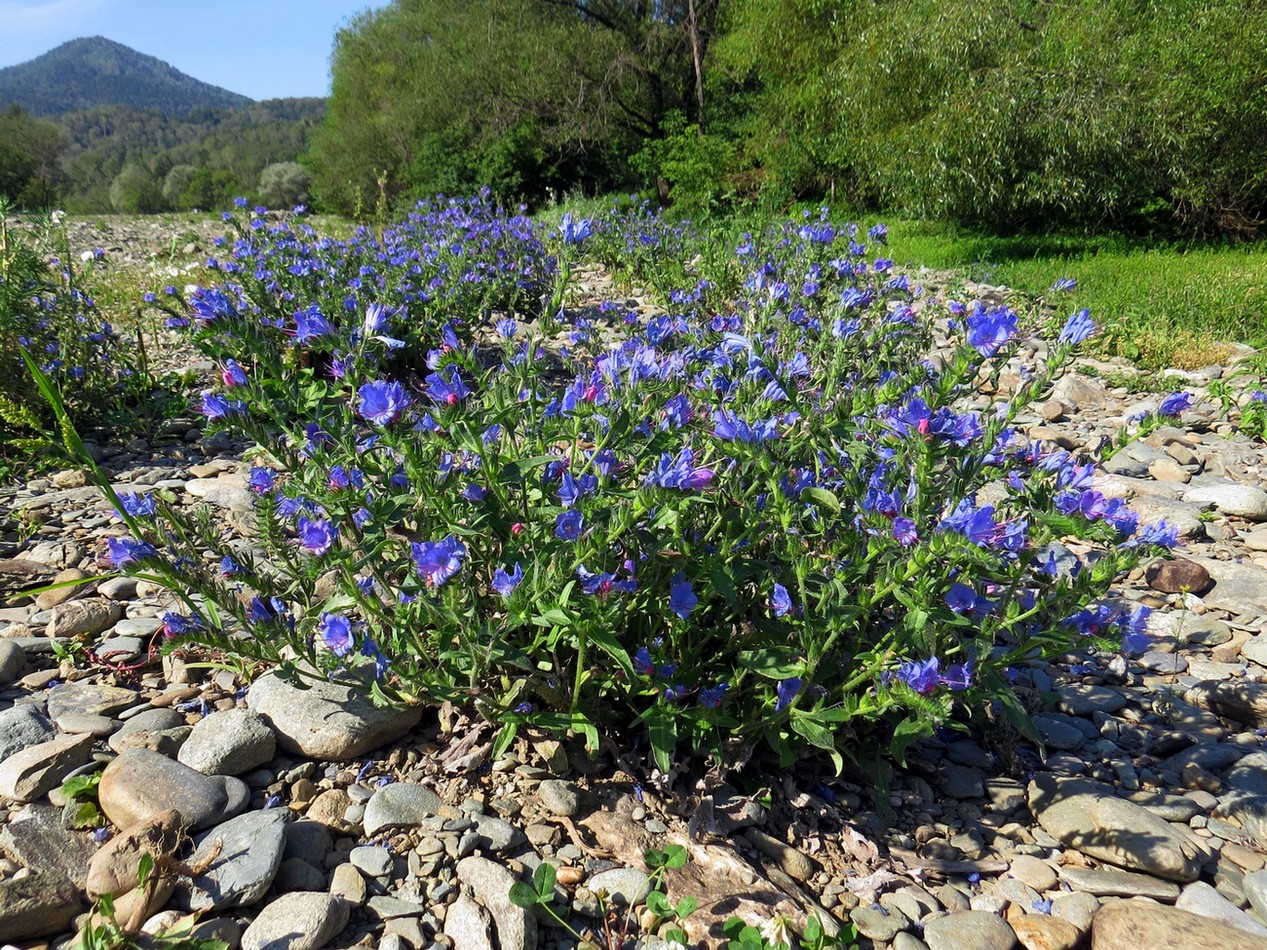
[0,36,252,117]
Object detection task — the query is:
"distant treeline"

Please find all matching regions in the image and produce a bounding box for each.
[308,0,1267,236]
[0,98,324,214]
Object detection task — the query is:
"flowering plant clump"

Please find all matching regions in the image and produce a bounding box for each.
[1,203,130,461]
[74,198,1178,774]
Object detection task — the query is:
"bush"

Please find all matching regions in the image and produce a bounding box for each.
[70,199,1174,774]
[258,162,313,210]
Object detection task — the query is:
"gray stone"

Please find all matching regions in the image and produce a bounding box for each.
[0,804,98,889]
[0,731,94,802]
[1184,483,1267,521]
[99,748,249,832]
[283,820,333,867]
[744,827,816,881]
[247,668,423,761]
[1226,752,1267,797]
[941,764,986,799]
[1034,714,1088,751]
[588,867,652,906]
[239,892,349,950]
[851,905,909,942]
[182,809,290,912]
[367,895,426,920]
[1051,890,1100,932]
[0,871,83,942]
[923,911,1017,950]
[111,617,162,638]
[46,598,121,638]
[0,639,26,685]
[272,857,327,892]
[1175,881,1267,937]
[1190,558,1267,615]
[1243,869,1267,921]
[1060,866,1181,900]
[1007,855,1058,893]
[1028,774,1202,881]
[0,703,55,760]
[456,856,537,950]
[1187,682,1267,729]
[330,863,367,904]
[55,711,117,736]
[474,813,523,853]
[363,782,445,836]
[185,475,253,511]
[444,891,495,950]
[537,778,580,817]
[47,680,138,720]
[350,845,395,878]
[178,708,276,776]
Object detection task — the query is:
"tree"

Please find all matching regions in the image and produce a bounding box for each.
[259,161,312,208]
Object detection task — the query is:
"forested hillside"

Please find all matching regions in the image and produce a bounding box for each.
[309,0,1267,236]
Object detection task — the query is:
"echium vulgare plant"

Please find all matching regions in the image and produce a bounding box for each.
[74,199,1177,775]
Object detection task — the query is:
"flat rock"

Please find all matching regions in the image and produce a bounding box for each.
[1059,866,1181,900]
[0,804,98,889]
[239,892,349,950]
[182,809,290,912]
[46,598,121,638]
[1187,682,1267,729]
[1189,557,1267,615]
[1028,775,1201,881]
[587,867,652,906]
[0,871,83,942]
[0,704,53,761]
[537,779,580,817]
[184,475,253,511]
[1056,684,1128,717]
[924,910,1017,950]
[456,856,537,950]
[99,748,249,832]
[0,731,94,802]
[247,669,423,761]
[444,891,495,950]
[177,708,276,776]
[0,639,27,685]
[1184,483,1267,521]
[1010,913,1081,950]
[1091,900,1267,949]
[1175,881,1267,936]
[47,681,138,720]
[362,781,445,836]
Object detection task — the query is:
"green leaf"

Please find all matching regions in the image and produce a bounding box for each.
[61,771,101,800]
[137,851,154,889]
[889,716,932,766]
[645,889,672,916]
[804,486,841,511]
[508,880,541,908]
[738,648,804,680]
[661,843,688,869]
[583,624,633,679]
[532,608,572,628]
[533,860,557,897]
[675,896,699,919]
[641,703,677,774]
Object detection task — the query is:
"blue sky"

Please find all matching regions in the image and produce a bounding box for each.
[0,0,386,99]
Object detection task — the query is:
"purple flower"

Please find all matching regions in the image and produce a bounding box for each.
[964,304,1018,356]
[669,573,697,619]
[559,213,594,244]
[221,359,248,387]
[940,660,974,691]
[944,583,977,613]
[106,536,157,569]
[892,517,918,546]
[361,638,390,678]
[1120,604,1152,655]
[247,596,290,626]
[897,657,940,694]
[576,564,635,596]
[1050,277,1078,292]
[496,317,517,339]
[200,391,245,421]
[296,517,337,556]
[775,677,802,712]
[771,583,794,617]
[410,535,464,587]
[492,563,524,597]
[646,448,713,490]
[1159,391,1194,416]
[219,555,243,577]
[357,380,411,425]
[293,305,331,343]
[940,500,998,547]
[462,484,486,502]
[247,467,276,494]
[425,366,470,406]
[1126,520,1179,550]
[116,492,157,518]
[699,683,729,709]
[634,646,655,676]
[161,612,204,638]
[1058,308,1095,344]
[318,612,354,656]
[555,510,584,541]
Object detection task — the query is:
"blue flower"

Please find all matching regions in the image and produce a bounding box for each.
[559,213,594,244]
[964,304,1018,356]
[555,510,584,541]
[219,555,243,577]
[106,537,157,569]
[944,583,977,613]
[634,646,655,676]
[1058,308,1095,344]
[669,573,697,619]
[357,380,411,426]
[897,658,940,694]
[492,563,524,597]
[293,305,331,343]
[775,677,802,712]
[296,517,337,556]
[361,638,390,678]
[940,660,974,691]
[1159,391,1194,416]
[771,583,794,617]
[892,517,918,546]
[1050,277,1078,292]
[200,391,245,421]
[247,467,276,494]
[318,612,354,657]
[116,492,157,518]
[425,366,470,406]
[411,535,466,587]
[221,359,248,387]
[161,612,204,638]
[646,448,713,490]
[699,683,729,709]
